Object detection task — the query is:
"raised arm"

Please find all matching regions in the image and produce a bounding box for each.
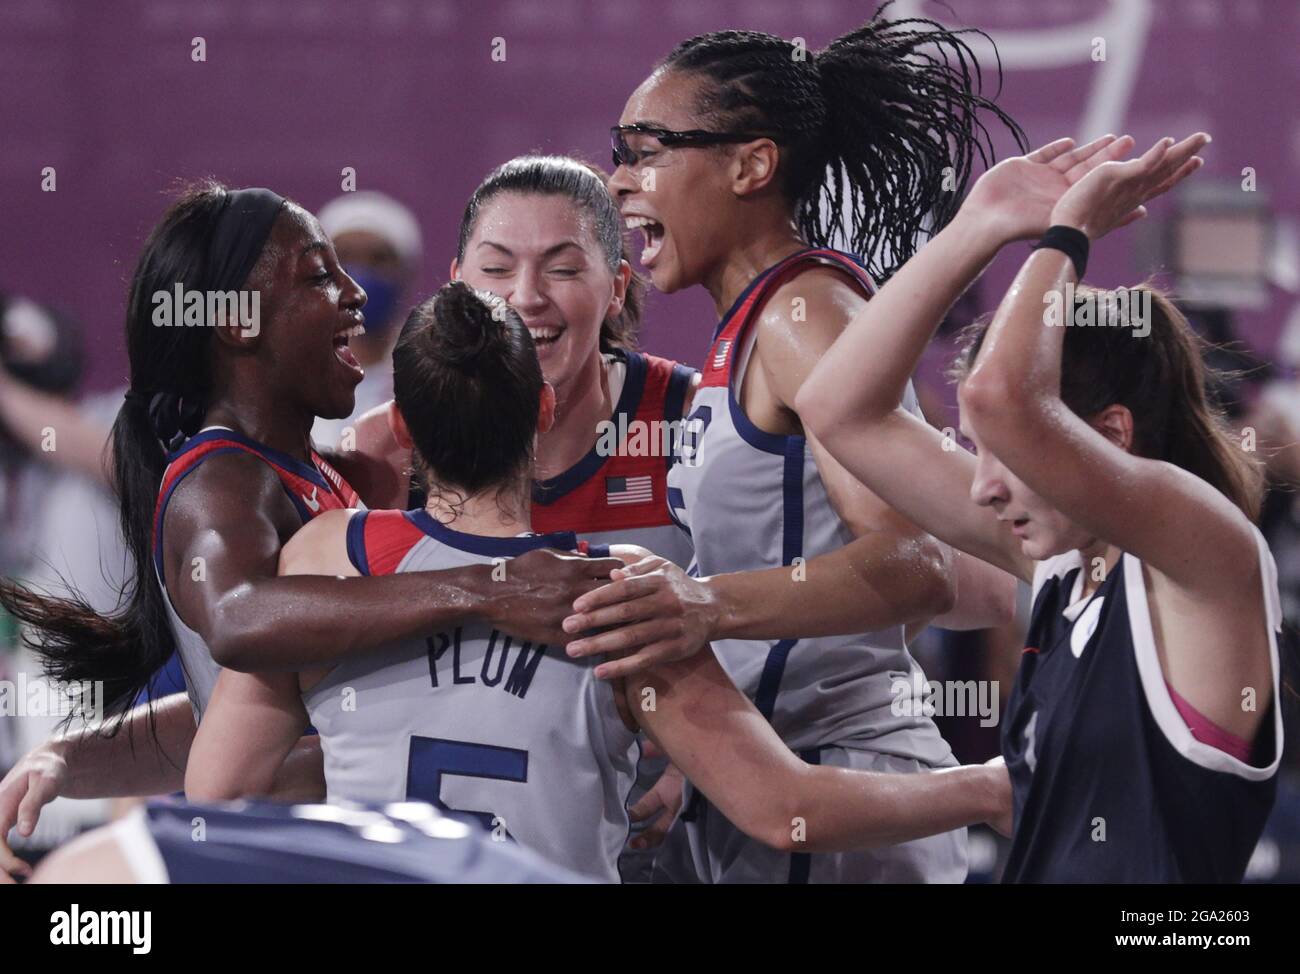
[795,138,1134,583]
[0,370,114,487]
[961,134,1249,594]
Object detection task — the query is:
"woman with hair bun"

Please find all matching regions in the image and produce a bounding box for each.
[186,280,1013,884]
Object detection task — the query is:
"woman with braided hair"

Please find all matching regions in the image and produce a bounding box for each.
[562,13,1133,882]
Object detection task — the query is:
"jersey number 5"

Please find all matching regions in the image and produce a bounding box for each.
[406,736,529,834]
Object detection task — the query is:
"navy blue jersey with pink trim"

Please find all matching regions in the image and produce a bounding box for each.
[1002,529,1282,882]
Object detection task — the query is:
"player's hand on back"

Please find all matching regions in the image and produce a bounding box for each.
[0,738,70,881]
[561,554,718,680]
[487,547,624,647]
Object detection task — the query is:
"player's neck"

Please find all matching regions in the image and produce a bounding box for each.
[423,481,532,539]
[1078,541,1123,599]
[704,220,807,318]
[534,351,611,481]
[204,385,313,461]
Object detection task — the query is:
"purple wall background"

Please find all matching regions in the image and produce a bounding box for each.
[1,0,1297,392]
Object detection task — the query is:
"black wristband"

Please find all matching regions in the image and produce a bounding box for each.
[1032,225,1089,279]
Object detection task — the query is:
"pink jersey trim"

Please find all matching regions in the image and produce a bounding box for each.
[1164,680,1253,764]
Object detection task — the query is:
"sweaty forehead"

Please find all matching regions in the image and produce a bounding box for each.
[620,67,704,129]
[280,203,325,250]
[470,193,599,256]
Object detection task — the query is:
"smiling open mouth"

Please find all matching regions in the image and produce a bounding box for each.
[625,215,665,265]
[333,322,365,373]
[528,325,564,349]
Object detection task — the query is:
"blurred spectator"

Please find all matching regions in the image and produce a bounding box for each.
[0,292,127,851]
[311,191,423,455]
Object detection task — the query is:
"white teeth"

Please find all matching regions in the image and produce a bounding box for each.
[339,323,365,339]
[625,216,659,230]
[528,326,561,341]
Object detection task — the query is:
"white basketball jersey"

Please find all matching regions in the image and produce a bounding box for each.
[301,509,639,883]
[667,248,953,764]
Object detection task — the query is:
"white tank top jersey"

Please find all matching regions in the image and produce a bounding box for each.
[301,509,640,883]
[667,248,954,762]
[152,427,361,720]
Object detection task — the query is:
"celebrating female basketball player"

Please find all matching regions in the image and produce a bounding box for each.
[352,155,1015,873]
[185,281,1012,882]
[566,16,1032,882]
[798,130,1281,882]
[0,184,619,880]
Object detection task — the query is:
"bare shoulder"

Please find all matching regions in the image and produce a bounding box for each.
[278,508,360,577]
[167,447,296,532]
[759,266,869,340]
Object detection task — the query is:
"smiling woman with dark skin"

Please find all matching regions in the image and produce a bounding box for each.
[0,183,619,880]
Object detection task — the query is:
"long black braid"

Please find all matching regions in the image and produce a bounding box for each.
[661,4,1027,281]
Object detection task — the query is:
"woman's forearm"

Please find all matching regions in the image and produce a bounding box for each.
[266,736,326,803]
[208,568,493,671]
[928,549,1019,631]
[0,372,113,486]
[961,248,1073,445]
[801,212,1000,427]
[630,648,1006,855]
[57,692,196,798]
[782,762,1005,853]
[704,529,953,641]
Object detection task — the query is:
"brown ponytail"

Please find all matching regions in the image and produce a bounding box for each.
[953,282,1264,519]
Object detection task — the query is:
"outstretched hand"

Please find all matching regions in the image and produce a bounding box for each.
[1050,132,1210,240]
[961,134,1139,244]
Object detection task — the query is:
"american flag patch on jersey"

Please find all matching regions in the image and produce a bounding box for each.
[711,339,731,370]
[605,475,653,506]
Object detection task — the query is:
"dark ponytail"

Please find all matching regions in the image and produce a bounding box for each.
[456,154,646,351]
[393,280,542,505]
[661,3,1027,281]
[0,180,251,726]
[952,283,1265,520]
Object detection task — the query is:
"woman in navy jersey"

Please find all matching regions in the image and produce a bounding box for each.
[567,16,1032,883]
[186,281,1012,882]
[799,130,1281,882]
[0,183,619,880]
